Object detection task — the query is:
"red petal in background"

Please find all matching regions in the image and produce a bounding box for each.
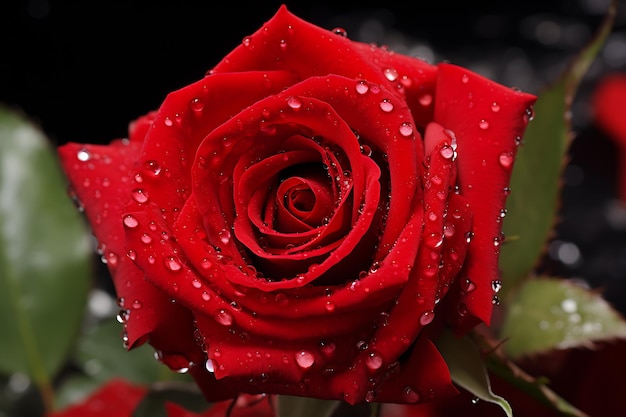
[45,378,147,417]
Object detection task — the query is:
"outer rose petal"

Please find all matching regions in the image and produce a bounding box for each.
[434,63,537,331]
[45,378,147,417]
[58,139,236,401]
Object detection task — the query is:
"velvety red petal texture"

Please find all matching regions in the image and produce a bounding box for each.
[45,378,147,417]
[434,63,537,332]
[58,3,537,408]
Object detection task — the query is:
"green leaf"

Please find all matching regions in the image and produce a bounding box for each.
[75,318,191,384]
[500,277,626,358]
[499,0,617,298]
[436,329,512,417]
[0,107,92,383]
[276,396,341,417]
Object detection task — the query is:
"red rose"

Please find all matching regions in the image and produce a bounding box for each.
[58,5,535,405]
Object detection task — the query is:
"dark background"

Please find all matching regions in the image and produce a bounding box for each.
[2,0,626,313]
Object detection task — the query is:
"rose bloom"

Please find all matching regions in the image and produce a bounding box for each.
[58,5,536,406]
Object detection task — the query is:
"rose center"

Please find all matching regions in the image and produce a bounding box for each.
[273,166,334,232]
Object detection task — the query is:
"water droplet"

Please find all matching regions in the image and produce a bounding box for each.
[116,309,129,323]
[143,160,161,177]
[215,309,234,326]
[503,187,512,196]
[324,301,335,312]
[332,27,348,37]
[398,122,414,137]
[492,295,500,305]
[499,152,514,168]
[493,236,502,247]
[287,96,301,109]
[403,386,420,403]
[190,97,205,112]
[123,214,139,228]
[201,291,211,301]
[479,119,489,130]
[127,249,136,260]
[491,280,502,293]
[76,148,91,161]
[366,352,383,370]
[295,350,315,369]
[205,359,215,373]
[191,279,202,289]
[164,117,173,127]
[420,310,435,325]
[279,39,287,50]
[440,145,455,159]
[461,73,469,84]
[491,102,500,112]
[523,105,535,123]
[164,256,182,272]
[419,94,432,106]
[132,299,142,309]
[355,80,369,94]
[379,99,394,112]
[131,188,149,204]
[462,278,476,293]
[383,68,399,82]
[320,341,336,356]
[499,208,507,218]
[426,233,443,249]
[218,229,231,245]
[200,258,213,269]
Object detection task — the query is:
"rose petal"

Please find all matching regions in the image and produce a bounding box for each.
[434,63,537,331]
[45,378,147,417]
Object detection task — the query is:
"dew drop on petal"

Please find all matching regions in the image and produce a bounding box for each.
[355,80,369,94]
[320,341,336,356]
[218,229,231,245]
[403,386,420,403]
[461,73,469,84]
[123,215,139,228]
[366,352,383,370]
[295,350,315,369]
[440,145,454,159]
[420,310,435,325]
[205,359,215,373]
[499,152,514,168]
[215,309,234,326]
[131,188,149,203]
[419,94,432,106]
[379,99,394,112]
[287,96,302,109]
[76,148,91,161]
[164,256,182,272]
[383,68,398,82]
[144,160,162,177]
[332,27,348,37]
[190,97,205,112]
[398,122,414,137]
[479,119,489,130]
